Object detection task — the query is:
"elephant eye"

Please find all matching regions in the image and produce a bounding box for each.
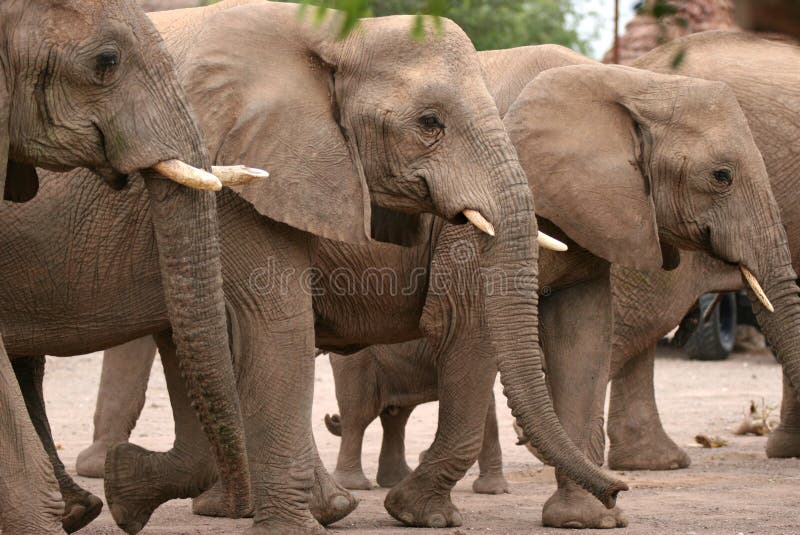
[419,114,444,133]
[94,50,120,81]
[712,169,732,186]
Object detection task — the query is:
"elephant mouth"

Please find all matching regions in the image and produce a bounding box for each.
[93,165,131,191]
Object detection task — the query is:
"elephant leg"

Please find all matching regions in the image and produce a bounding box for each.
[766,373,800,457]
[76,336,157,478]
[330,367,379,491]
[540,276,628,529]
[191,203,335,533]
[376,405,415,488]
[0,345,64,535]
[237,318,325,535]
[607,345,690,470]
[331,414,373,490]
[105,331,218,535]
[471,392,509,495]
[385,338,495,528]
[11,355,103,533]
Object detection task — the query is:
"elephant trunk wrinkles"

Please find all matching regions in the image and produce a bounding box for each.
[750,222,800,406]
[485,159,627,509]
[142,80,250,516]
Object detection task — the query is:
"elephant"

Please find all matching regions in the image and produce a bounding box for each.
[76,41,796,529]
[0,0,272,532]
[317,31,800,526]
[604,31,800,471]
[0,1,613,533]
[322,341,507,493]
[334,31,800,481]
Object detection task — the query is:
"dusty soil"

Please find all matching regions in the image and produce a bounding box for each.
[43,346,800,534]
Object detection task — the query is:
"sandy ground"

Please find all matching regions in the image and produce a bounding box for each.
[41,345,800,534]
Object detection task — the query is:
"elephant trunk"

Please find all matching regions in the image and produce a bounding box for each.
[749,225,800,406]
[482,158,627,508]
[142,79,250,515]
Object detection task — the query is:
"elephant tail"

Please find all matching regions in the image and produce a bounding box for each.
[324,414,342,436]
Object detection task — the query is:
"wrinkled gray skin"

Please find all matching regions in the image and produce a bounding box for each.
[0,1,626,533]
[82,42,797,529]
[0,1,251,533]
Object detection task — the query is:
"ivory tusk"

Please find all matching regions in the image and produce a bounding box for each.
[537,231,568,252]
[211,165,270,187]
[463,209,495,237]
[740,265,775,313]
[152,159,222,191]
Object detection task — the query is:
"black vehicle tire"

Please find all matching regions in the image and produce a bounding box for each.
[684,292,738,361]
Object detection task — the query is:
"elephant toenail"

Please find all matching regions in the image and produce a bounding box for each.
[451,511,463,526]
[399,512,414,524]
[331,495,352,511]
[427,513,447,528]
[563,521,585,529]
[599,516,616,529]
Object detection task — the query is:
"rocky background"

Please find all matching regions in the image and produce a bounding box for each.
[603,0,737,64]
[604,0,798,65]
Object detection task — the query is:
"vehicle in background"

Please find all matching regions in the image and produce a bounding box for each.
[670,291,760,361]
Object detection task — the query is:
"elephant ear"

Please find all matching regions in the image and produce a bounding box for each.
[369,206,430,246]
[180,3,370,244]
[4,162,39,203]
[505,64,669,272]
[0,71,38,203]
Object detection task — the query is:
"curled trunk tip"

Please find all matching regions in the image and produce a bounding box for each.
[601,481,629,509]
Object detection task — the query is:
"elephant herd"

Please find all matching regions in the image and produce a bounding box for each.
[0,0,798,533]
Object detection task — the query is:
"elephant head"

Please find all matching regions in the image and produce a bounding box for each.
[151,0,628,506]
[506,63,788,382]
[1,0,252,513]
[164,0,529,242]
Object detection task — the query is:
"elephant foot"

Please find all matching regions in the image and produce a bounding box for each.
[607,429,690,471]
[310,464,358,525]
[332,469,372,490]
[471,472,509,495]
[76,440,113,479]
[384,473,463,528]
[192,482,254,518]
[244,519,327,535]
[105,443,171,534]
[376,459,412,488]
[542,485,628,529]
[766,426,800,458]
[61,484,103,533]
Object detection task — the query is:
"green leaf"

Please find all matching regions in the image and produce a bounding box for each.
[276,0,591,51]
[670,47,686,69]
[412,13,425,39]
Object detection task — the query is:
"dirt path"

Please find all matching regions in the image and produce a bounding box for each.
[43,346,799,534]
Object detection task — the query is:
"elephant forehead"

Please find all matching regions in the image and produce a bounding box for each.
[43,1,101,32]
